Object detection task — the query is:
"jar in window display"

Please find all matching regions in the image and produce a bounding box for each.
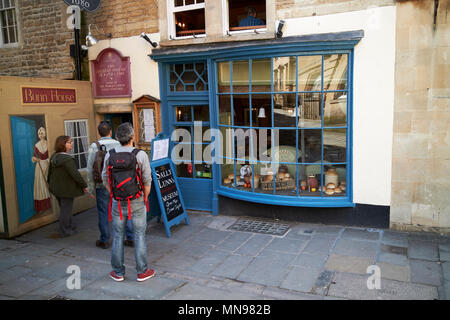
[307,175,318,190]
[325,168,339,186]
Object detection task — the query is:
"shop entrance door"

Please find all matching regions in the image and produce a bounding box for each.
[103,113,133,138]
[11,116,37,223]
[168,102,213,212]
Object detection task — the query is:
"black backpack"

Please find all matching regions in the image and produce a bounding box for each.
[106,148,144,220]
[92,141,107,183]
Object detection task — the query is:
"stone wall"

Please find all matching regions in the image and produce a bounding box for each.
[0,1,75,79]
[84,0,158,40]
[390,0,450,233]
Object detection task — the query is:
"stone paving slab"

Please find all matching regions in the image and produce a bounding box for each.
[263,237,307,255]
[408,240,439,261]
[211,254,254,279]
[376,262,411,282]
[333,239,378,258]
[163,282,263,300]
[328,272,439,300]
[410,259,442,286]
[341,228,380,241]
[188,249,230,274]
[280,266,322,293]
[234,234,273,256]
[325,254,374,275]
[302,237,336,255]
[0,275,55,298]
[292,252,328,269]
[215,232,252,252]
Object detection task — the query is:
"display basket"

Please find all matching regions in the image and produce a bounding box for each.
[260,178,295,191]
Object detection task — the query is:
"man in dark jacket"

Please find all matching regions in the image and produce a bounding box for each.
[48,136,88,237]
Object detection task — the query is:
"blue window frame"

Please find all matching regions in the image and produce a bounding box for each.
[215,53,353,207]
[151,32,361,209]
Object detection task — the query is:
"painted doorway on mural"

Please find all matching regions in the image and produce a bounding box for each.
[11,115,51,224]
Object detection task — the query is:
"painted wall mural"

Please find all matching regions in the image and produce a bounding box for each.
[11,115,51,224]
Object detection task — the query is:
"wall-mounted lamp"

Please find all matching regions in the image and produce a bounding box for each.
[276,20,285,39]
[140,32,158,48]
[86,24,112,47]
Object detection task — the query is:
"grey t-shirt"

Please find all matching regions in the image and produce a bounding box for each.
[101,146,152,202]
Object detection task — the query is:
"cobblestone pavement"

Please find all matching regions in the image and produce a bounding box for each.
[0,208,448,300]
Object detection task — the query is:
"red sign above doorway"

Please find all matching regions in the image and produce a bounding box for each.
[91,48,132,98]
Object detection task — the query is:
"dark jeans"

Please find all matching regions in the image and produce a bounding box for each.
[96,187,134,243]
[57,197,75,237]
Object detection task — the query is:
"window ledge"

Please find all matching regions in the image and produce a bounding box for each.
[0,42,19,50]
[217,187,354,208]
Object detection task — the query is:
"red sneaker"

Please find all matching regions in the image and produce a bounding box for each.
[137,269,155,282]
[109,271,124,282]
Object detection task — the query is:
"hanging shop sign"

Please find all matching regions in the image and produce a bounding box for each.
[147,133,189,238]
[91,48,132,98]
[21,86,77,105]
[63,0,102,12]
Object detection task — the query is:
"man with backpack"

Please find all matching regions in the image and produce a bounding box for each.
[101,122,155,282]
[87,121,134,250]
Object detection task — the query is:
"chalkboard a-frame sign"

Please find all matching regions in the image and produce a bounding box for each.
[148,133,189,237]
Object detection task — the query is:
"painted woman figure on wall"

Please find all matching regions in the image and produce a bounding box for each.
[31,127,51,212]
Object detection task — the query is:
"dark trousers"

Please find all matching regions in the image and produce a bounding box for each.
[57,197,75,236]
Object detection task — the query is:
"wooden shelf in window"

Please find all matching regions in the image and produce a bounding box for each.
[229,25,266,32]
[176,29,206,37]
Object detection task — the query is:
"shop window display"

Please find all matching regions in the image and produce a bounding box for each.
[217,54,349,199]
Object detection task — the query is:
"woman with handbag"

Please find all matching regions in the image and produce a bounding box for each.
[48,136,88,237]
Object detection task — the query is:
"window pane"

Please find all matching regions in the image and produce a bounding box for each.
[251,58,271,92]
[298,92,322,128]
[194,105,209,122]
[219,95,231,125]
[257,163,276,195]
[298,55,322,91]
[232,60,249,93]
[299,164,321,196]
[324,129,346,163]
[298,129,322,163]
[185,0,194,5]
[217,61,231,93]
[174,0,183,6]
[324,54,347,90]
[323,164,346,196]
[8,25,15,43]
[175,106,191,122]
[195,163,212,179]
[272,130,297,164]
[273,56,296,92]
[324,92,347,127]
[275,164,297,196]
[273,93,296,127]
[233,94,250,127]
[175,9,205,37]
[177,163,193,178]
[235,162,252,192]
[252,94,271,127]
[221,163,235,189]
[173,126,191,142]
[2,26,8,44]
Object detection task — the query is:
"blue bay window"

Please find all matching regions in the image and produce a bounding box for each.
[151,31,362,213]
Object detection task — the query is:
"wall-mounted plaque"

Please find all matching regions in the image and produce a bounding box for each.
[91,48,132,98]
[21,86,77,105]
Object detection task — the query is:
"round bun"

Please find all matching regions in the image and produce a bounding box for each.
[284,173,290,179]
[325,188,335,195]
[326,183,336,189]
[228,174,234,180]
[334,187,342,193]
[278,173,285,179]
[224,178,231,184]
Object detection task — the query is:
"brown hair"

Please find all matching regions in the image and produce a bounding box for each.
[54,135,71,153]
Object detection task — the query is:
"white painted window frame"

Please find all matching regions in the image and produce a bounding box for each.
[0,0,19,48]
[167,0,206,40]
[64,119,89,170]
[222,0,267,36]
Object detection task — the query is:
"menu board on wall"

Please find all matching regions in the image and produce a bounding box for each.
[91,48,131,98]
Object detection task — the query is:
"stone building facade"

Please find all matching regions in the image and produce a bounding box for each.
[0,0,75,79]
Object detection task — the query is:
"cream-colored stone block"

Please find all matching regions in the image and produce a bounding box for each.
[394,89,428,112]
[409,24,433,51]
[428,89,450,112]
[391,180,413,206]
[432,64,450,89]
[396,26,410,51]
[425,159,450,184]
[392,134,429,159]
[439,207,450,228]
[393,111,412,133]
[428,132,450,159]
[411,203,440,227]
[390,204,412,225]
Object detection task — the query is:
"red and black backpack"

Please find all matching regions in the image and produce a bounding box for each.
[107,148,146,220]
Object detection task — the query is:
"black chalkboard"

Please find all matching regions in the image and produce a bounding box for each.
[154,163,184,221]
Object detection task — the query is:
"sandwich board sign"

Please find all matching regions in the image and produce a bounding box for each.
[148,133,189,237]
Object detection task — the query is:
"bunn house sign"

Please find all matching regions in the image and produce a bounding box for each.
[91,48,132,98]
[63,0,101,12]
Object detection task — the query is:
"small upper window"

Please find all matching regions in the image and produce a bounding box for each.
[168,0,205,39]
[0,0,18,46]
[228,0,266,33]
